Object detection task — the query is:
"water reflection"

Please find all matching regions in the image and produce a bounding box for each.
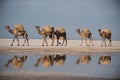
[34,55,66,68]
[34,55,54,68]
[98,56,111,64]
[4,55,27,68]
[54,55,66,66]
[75,55,91,64]
[1,54,119,79]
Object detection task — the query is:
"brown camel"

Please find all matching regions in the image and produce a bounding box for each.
[98,56,111,64]
[75,28,94,46]
[35,26,54,46]
[75,55,91,64]
[98,29,112,47]
[5,24,29,46]
[4,55,27,68]
[34,55,54,68]
[54,27,67,46]
[54,55,66,66]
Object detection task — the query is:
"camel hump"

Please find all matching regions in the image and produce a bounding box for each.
[14,24,24,31]
[102,29,111,33]
[43,25,52,32]
[82,29,91,34]
[56,27,65,33]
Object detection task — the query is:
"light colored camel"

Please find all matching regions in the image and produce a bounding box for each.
[54,27,67,46]
[35,26,54,46]
[75,55,91,64]
[98,56,111,64]
[4,55,27,68]
[5,24,29,46]
[75,28,94,46]
[34,55,54,68]
[98,29,112,47]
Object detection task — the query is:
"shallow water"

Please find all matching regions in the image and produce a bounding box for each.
[0,53,120,79]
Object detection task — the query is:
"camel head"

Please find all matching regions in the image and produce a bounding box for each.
[5,25,11,30]
[98,29,102,37]
[75,28,80,33]
[98,29,101,33]
[35,26,40,30]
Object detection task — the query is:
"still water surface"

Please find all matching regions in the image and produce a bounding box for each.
[0,53,120,79]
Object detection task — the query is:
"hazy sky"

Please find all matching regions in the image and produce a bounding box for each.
[0,0,120,40]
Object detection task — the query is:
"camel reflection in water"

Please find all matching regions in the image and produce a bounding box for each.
[98,56,111,64]
[34,55,66,68]
[4,55,27,68]
[75,55,91,64]
[54,55,66,66]
[3,55,111,69]
[75,55,111,65]
[34,55,54,68]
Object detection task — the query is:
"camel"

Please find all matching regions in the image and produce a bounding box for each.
[98,29,112,47]
[75,28,94,46]
[75,55,91,64]
[54,27,67,46]
[34,55,54,68]
[35,26,54,46]
[98,56,111,64]
[54,55,66,66]
[4,55,27,68]
[5,24,29,46]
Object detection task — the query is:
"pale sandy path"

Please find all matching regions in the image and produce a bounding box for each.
[0,39,120,54]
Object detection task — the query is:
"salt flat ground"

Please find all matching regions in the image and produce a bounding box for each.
[0,39,120,54]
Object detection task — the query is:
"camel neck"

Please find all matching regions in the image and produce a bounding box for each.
[36,28,42,34]
[8,29,14,34]
[77,30,80,34]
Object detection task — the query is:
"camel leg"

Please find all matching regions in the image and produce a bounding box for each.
[16,37,20,46]
[51,37,54,46]
[64,34,67,46]
[56,36,61,46]
[56,37,59,46]
[101,38,105,47]
[11,37,16,46]
[85,38,89,46]
[22,33,29,46]
[101,40,103,47]
[22,37,26,46]
[61,38,65,46]
[80,38,83,46]
[104,39,106,47]
[90,39,94,46]
[102,38,106,47]
[65,39,67,46]
[51,33,54,46]
[42,37,45,46]
[91,39,94,46]
[75,57,81,64]
[44,37,48,46]
[108,38,112,47]
[90,35,94,46]
[26,38,29,46]
[89,38,91,46]
[34,58,40,67]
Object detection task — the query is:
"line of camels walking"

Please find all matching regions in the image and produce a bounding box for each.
[5,24,112,47]
[4,55,111,68]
